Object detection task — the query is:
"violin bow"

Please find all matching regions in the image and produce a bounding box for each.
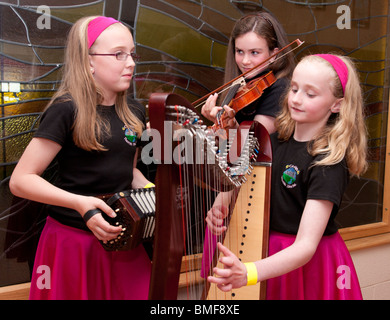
[193,39,304,109]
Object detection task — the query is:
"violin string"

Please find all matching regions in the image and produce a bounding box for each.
[244,60,273,80]
[243,43,303,80]
[193,81,241,109]
[240,39,303,82]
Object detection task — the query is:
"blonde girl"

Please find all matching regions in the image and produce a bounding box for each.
[207,54,367,300]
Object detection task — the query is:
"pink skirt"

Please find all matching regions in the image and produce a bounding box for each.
[29,216,151,300]
[266,230,362,300]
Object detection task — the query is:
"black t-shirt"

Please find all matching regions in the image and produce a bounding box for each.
[235,74,288,124]
[270,133,349,235]
[34,97,146,230]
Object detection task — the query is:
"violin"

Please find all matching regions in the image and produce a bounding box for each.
[230,71,276,113]
[192,39,304,132]
[215,71,277,129]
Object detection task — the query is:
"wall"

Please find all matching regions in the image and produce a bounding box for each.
[352,244,390,299]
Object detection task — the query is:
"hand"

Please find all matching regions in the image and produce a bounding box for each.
[201,93,238,130]
[86,212,123,243]
[219,105,238,130]
[205,205,229,235]
[207,242,247,292]
[77,196,123,242]
[201,93,222,122]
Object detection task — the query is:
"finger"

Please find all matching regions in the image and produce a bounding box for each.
[219,256,235,268]
[205,216,226,235]
[98,202,117,219]
[87,214,122,236]
[207,276,233,292]
[212,205,229,219]
[209,212,224,227]
[206,208,223,225]
[93,224,122,242]
[220,204,230,215]
[217,242,235,258]
[207,92,219,104]
[207,275,226,286]
[217,242,231,254]
[210,207,224,220]
[99,219,123,234]
[223,106,236,117]
[217,283,233,292]
[210,225,227,235]
[205,216,223,232]
[227,118,238,129]
[202,94,219,117]
[206,211,227,234]
[209,106,223,119]
[213,266,232,278]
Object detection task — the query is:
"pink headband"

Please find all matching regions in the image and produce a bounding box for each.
[88,16,120,49]
[315,54,349,95]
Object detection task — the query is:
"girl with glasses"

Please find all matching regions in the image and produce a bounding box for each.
[10,16,152,299]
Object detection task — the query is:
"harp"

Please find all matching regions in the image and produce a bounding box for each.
[147,93,271,300]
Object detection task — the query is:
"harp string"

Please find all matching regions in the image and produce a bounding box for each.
[174,105,190,299]
[174,106,244,300]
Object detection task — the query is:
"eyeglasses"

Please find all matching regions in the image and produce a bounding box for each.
[89,51,141,62]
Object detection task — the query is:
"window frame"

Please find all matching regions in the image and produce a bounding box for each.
[341,96,390,249]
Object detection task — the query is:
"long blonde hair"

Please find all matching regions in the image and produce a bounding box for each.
[275,54,368,177]
[47,16,144,151]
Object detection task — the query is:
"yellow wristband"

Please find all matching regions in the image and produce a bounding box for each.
[244,262,258,286]
[144,182,155,188]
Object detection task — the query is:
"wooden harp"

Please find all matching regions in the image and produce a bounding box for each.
[147,92,271,300]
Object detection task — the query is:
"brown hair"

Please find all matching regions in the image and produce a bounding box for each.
[224,11,295,84]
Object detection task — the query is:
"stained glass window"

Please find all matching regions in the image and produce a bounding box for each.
[0,0,389,289]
